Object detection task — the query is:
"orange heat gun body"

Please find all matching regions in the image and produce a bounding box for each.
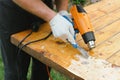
[70,4,96,49]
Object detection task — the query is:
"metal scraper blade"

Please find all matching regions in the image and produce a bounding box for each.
[77,45,89,58]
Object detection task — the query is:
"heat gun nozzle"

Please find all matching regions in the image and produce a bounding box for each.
[87,41,95,49]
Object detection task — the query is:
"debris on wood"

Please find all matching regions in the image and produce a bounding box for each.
[68,54,120,80]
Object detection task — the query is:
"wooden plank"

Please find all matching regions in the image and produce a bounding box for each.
[93,8,120,30]
[85,0,120,21]
[107,51,120,66]
[11,23,84,80]
[10,0,120,79]
[85,0,120,14]
[91,33,120,59]
[11,22,120,80]
[78,29,120,59]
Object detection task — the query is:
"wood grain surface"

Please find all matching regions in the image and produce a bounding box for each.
[11,0,120,79]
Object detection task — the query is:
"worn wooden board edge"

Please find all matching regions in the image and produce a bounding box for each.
[11,34,84,80]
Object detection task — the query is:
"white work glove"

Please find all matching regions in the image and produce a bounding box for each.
[49,13,78,48]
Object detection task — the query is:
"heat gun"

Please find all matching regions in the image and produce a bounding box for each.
[70,0,96,49]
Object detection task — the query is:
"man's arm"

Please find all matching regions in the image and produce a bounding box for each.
[13,0,77,47]
[55,0,69,11]
[12,0,56,22]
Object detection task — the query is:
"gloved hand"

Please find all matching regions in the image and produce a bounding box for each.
[59,11,79,36]
[49,13,78,48]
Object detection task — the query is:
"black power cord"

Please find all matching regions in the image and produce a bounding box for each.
[17,31,52,55]
[17,30,33,50]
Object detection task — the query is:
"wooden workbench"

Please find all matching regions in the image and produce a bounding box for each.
[11,0,120,80]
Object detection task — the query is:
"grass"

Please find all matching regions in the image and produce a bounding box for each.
[0,54,4,80]
[50,69,70,80]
